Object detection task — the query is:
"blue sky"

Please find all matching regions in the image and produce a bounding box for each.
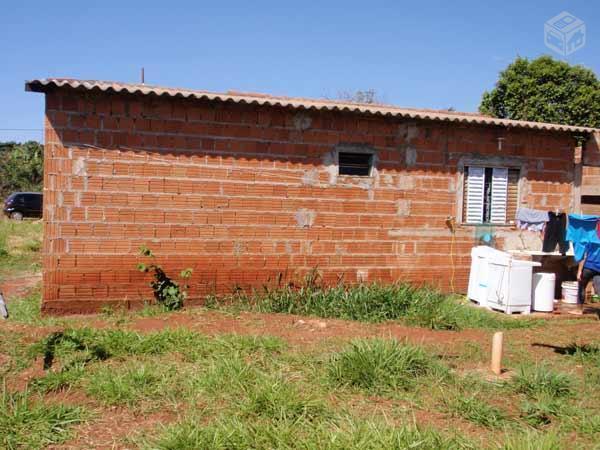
[0,1,598,143]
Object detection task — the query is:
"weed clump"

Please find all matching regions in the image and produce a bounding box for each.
[511,365,572,399]
[328,338,446,393]
[446,395,507,427]
[137,245,192,311]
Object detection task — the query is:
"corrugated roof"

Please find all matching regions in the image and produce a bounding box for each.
[25,78,598,134]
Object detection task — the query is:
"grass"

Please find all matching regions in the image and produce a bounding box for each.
[241,375,329,422]
[0,218,42,281]
[208,281,541,331]
[0,387,86,449]
[445,394,507,428]
[142,415,473,450]
[85,361,184,407]
[563,342,600,368]
[328,338,447,393]
[510,365,572,399]
[4,321,599,449]
[5,289,68,327]
[27,327,285,394]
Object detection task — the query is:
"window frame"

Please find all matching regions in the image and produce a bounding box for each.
[334,145,376,178]
[457,160,523,226]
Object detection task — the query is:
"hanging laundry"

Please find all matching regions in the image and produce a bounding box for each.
[566,214,600,261]
[542,212,568,254]
[515,208,549,232]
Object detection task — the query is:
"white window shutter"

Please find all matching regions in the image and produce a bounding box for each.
[490,167,508,224]
[465,166,485,224]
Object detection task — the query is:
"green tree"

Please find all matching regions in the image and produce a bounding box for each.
[480,56,600,128]
[0,141,44,198]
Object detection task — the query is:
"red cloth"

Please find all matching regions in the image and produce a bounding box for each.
[597,219,600,239]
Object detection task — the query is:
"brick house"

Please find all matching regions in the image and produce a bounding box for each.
[26,79,600,314]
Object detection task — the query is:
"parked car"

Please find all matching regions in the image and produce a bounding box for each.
[3,192,43,220]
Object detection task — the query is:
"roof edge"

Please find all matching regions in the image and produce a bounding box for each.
[25,78,599,134]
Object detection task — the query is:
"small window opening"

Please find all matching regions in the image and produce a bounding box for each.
[582,195,600,205]
[338,152,373,176]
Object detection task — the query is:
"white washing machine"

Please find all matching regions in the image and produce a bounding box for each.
[485,253,541,314]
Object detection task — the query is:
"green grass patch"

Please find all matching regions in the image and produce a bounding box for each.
[6,289,67,327]
[519,395,574,427]
[208,281,540,331]
[0,387,85,449]
[328,338,447,393]
[241,375,329,422]
[0,219,42,281]
[500,429,567,450]
[85,361,184,407]
[28,327,285,394]
[142,415,472,450]
[563,342,600,368]
[511,365,573,399]
[445,394,507,428]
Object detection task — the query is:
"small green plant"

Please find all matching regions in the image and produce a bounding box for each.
[446,394,507,427]
[328,338,447,393]
[242,376,328,422]
[137,245,192,311]
[564,342,600,368]
[511,365,572,399]
[520,395,572,427]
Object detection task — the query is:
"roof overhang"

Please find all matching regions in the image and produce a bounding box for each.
[26,78,598,135]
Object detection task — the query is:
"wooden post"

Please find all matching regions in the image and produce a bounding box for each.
[491,332,504,375]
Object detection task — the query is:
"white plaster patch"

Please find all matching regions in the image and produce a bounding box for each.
[322,151,337,185]
[405,146,417,166]
[398,122,419,142]
[233,241,246,256]
[294,209,316,228]
[284,242,294,254]
[73,157,86,176]
[395,199,411,217]
[302,169,319,186]
[293,113,312,131]
[396,175,415,190]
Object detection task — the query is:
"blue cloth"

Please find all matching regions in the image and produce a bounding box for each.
[583,243,600,272]
[566,214,600,262]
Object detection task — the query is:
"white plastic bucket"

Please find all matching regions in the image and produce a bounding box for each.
[532,273,555,312]
[562,281,579,304]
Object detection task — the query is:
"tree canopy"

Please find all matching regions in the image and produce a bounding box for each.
[0,141,44,199]
[479,56,600,128]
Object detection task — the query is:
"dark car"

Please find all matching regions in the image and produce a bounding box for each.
[3,192,43,220]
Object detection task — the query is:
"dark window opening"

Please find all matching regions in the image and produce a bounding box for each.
[338,152,373,176]
[582,195,600,205]
[483,167,494,223]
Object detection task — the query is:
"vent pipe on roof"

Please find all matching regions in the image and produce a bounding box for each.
[141,67,145,84]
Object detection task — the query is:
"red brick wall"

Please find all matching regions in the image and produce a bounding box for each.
[40,88,578,313]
